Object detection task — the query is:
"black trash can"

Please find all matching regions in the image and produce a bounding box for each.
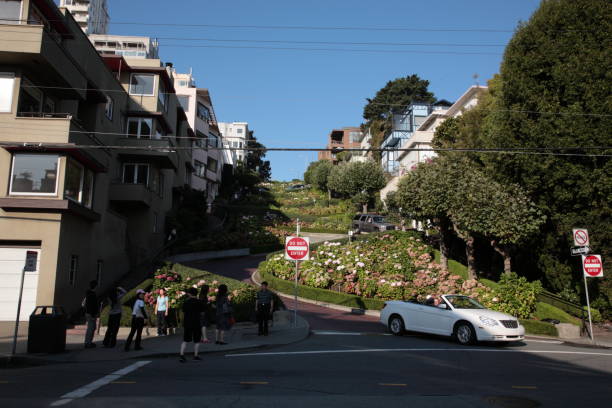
[27,306,67,353]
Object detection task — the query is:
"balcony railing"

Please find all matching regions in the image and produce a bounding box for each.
[17,112,72,119]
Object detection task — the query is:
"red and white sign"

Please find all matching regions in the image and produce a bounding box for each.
[573,229,589,247]
[285,236,310,261]
[582,255,603,278]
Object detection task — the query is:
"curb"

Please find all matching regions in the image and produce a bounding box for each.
[252,270,381,318]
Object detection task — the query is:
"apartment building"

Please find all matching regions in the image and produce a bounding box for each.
[59,0,109,34]
[380,86,487,201]
[318,127,362,162]
[218,122,249,167]
[172,69,223,202]
[90,34,160,59]
[349,128,372,163]
[0,0,191,320]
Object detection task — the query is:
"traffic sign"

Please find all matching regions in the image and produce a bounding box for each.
[573,229,589,247]
[24,251,38,272]
[285,236,310,261]
[571,246,590,256]
[582,255,603,278]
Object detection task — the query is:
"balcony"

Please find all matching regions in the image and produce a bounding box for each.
[0,24,86,100]
[109,184,154,208]
[115,138,179,169]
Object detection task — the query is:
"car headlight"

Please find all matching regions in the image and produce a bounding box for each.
[479,316,499,327]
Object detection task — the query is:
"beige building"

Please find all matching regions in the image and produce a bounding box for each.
[0,0,192,320]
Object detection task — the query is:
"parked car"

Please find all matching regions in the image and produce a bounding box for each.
[379,294,525,345]
[285,184,306,191]
[352,214,396,233]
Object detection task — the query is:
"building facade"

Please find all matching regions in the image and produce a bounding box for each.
[0,0,192,320]
[59,0,109,34]
[318,127,362,162]
[89,34,160,59]
[218,122,249,167]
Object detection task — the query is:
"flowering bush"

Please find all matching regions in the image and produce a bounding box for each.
[259,231,537,318]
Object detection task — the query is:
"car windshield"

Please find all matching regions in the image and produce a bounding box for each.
[373,217,385,223]
[445,295,485,309]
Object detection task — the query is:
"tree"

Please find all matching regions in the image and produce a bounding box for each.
[480,0,611,296]
[328,161,385,212]
[395,158,456,271]
[312,160,333,194]
[363,74,436,124]
[245,131,272,181]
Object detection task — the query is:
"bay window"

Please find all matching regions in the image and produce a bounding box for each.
[127,117,152,139]
[122,163,149,185]
[10,153,59,195]
[64,158,94,208]
[129,73,155,96]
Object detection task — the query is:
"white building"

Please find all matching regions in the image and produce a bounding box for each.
[172,70,223,202]
[90,34,160,59]
[349,128,372,163]
[59,0,109,34]
[380,85,488,201]
[218,122,250,167]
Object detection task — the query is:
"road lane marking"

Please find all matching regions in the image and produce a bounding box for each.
[524,339,563,344]
[240,381,269,385]
[226,348,612,358]
[379,383,407,387]
[512,386,538,389]
[312,330,391,336]
[49,361,151,407]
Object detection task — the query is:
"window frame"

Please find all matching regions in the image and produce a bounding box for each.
[9,153,60,196]
[126,117,153,139]
[194,160,206,178]
[122,163,150,186]
[104,94,114,120]
[128,73,156,97]
[0,72,16,112]
[64,157,94,208]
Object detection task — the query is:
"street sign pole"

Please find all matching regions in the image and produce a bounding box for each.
[583,274,594,342]
[294,260,299,328]
[11,266,27,357]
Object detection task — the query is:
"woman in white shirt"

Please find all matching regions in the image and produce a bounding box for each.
[155,289,169,336]
[124,290,148,351]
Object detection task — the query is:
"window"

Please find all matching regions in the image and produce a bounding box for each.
[153,213,158,233]
[194,160,206,177]
[104,95,113,120]
[208,133,219,148]
[158,83,168,112]
[237,128,243,134]
[196,102,211,121]
[177,95,190,110]
[122,163,149,185]
[129,73,155,96]
[10,154,59,195]
[0,0,22,25]
[96,260,103,286]
[207,157,218,173]
[178,80,188,87]
[64,158,94,208]
[127,117,152,139]
[0,72,15,112]
[69,255,78,287]
[17,78,42,114]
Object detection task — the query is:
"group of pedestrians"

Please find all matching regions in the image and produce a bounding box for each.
[82,279,276,361]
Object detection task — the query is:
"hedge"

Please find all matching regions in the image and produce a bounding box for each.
[520,319,559,337]
[259,267,386,311]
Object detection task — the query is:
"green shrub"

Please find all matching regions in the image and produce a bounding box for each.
[492,272,542,319]
[584,306,603,323]
[520,319,558,337]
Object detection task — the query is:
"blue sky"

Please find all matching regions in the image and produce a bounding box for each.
[107,0,541,181]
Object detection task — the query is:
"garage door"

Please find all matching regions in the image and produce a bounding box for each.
[0,248,40,321]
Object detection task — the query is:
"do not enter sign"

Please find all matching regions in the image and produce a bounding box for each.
[582,255,603,278]
[285,236,310,261]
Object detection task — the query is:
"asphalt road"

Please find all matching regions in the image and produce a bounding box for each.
[2,333,611,408]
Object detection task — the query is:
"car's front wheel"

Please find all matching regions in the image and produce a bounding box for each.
[454,322,476,345]
[388,315,405,336]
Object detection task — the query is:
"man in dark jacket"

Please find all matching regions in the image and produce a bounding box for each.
[84,280,99,348]
[256,282,274,336]
[180,288,204,362]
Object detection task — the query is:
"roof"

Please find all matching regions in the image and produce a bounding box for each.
[445,86,488,117]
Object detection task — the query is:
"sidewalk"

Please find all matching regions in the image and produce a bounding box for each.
[0,310,309,366]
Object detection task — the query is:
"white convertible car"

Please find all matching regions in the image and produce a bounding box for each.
[380,294,525,345]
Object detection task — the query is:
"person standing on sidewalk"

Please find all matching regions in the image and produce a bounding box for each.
[155,289,169,336]
[199,285,211,343]
[215,284,232,345]
[124,289,148,351]
[180,288,204,362]
[84,280,99,348]
[256,282,274,336]
[103,286,127,348]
